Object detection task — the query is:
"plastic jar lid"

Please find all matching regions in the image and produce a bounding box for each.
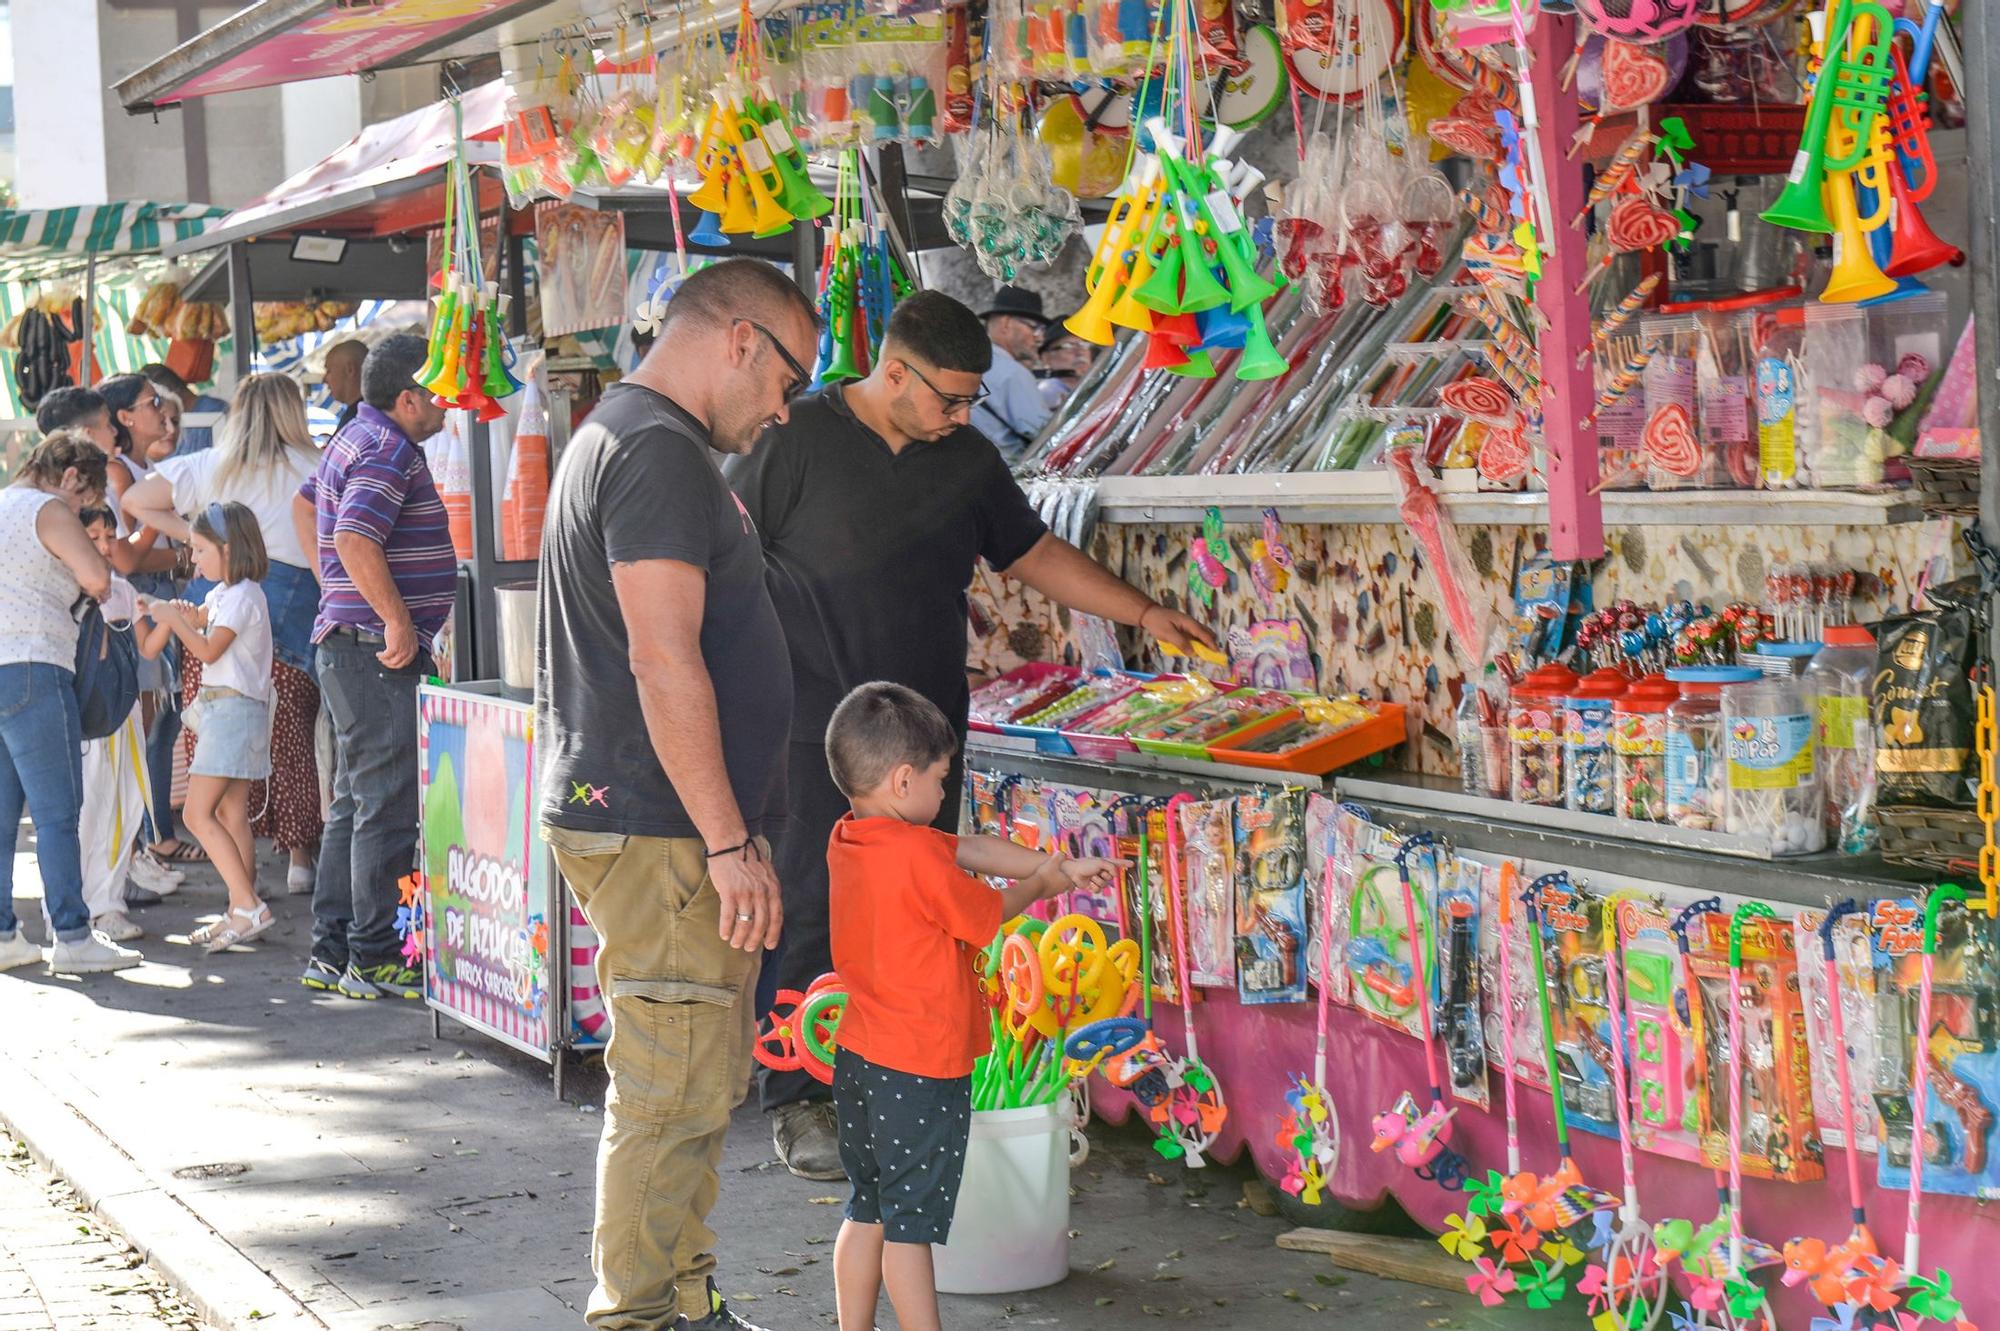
[1665,665,1762,695]
[1569,668,1632,702]
[1753,641,1823,659]
[1512,663,1581,701]
[1822,624,1878,649]
[1614,674,1681,714]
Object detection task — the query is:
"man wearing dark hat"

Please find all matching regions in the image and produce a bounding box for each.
[972,284,1055,459]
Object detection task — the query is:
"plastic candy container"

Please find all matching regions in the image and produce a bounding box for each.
[1613,673,1679,823]
[1664,666,1759,831]
[1640,313,1715,490]
[1509,663,1579,807]
[1720,676,1826,854]
[1456,663,1509,799]
[1743,303,1806,488]
[1805,625,1879,853]
[1564,669,1630,815]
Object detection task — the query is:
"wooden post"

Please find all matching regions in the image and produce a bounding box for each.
[1526,13,1605,560]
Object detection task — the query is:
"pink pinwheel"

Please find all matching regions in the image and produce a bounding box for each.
[1467,1258,1519,1307]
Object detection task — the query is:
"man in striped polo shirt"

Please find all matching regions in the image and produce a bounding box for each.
[291,334,454,1002]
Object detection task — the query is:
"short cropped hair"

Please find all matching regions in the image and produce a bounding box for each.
[138,362,192,396]
[885,290,992,375]
[191,499,270,585]
[826,682,958,799]
[361,334,432,411]
[659,258,817,337]
[35,386,108,437]
[77,505,116,530]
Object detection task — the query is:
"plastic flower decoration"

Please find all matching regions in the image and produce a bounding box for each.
[1467,1258,1518,1307]
[1520,1260,1568,1310]
[1439,1213,1489,1260]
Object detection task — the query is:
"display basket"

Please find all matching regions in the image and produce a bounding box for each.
[1876,803,1984,871]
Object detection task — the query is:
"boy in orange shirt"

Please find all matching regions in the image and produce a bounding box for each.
[824,682,1122,1331]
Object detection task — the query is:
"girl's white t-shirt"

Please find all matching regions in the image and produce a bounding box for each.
[200,580,273,701]
[155,448,318,570]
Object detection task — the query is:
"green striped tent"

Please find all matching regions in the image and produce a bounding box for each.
[0,203,228,285]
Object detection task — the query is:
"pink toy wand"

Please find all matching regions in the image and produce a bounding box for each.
[1598,901,1669,1330]
[1497,860,1524,1176]
[1722,902,1778,1329]
[1782,900,1894,1310]
[1278,824,1344,1203]
[1898,881,1976,1331]
[1385,832,1465,1188]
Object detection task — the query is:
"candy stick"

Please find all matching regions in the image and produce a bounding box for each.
[1571,132,1658,225]
[1580,275,1662,367]
[1586,337,1660,423]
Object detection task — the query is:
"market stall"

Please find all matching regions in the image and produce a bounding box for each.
[120,0,2000,1321]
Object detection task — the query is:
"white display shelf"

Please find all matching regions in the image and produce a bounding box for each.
[1092,473,1927,527]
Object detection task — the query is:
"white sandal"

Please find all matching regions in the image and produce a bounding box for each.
[193,904,275,954]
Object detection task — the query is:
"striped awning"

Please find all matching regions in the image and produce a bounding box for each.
[0,203,230,284]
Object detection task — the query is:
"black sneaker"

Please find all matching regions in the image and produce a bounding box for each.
[361,962,423,1000]
[300,957,345,991]
[124,886,167,908]
[679,1280,769,1331]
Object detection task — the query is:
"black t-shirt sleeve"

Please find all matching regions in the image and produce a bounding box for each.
[726,421,800,549]
[975,444,1048,572]
[597,424,717,569]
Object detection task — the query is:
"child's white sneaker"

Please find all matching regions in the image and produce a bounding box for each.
[47,934,142,975]
[0,930,39,972]
[92,911,143,942]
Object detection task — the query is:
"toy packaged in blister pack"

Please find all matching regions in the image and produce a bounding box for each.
[1004,778,1051,853]
[1479,862,1549,1091]
[1438,858,1491,1110]
[1344,821,1424,1039]
[1532,875,1617,1139]
[1302,794,1353,1008]
[1617,898,1704,1162]
[1048,785,1124,939]
[1176,798,1237,989]
[1870,897,2000,1198]
[1795,904,1880,1156]
[1232,789,1309,1005]
[1686,910,1825,1182]
[1116,805,1180,1006]
[963,770,1010,843]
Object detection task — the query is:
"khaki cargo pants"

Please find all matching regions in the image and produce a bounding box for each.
[546,827,763,1330]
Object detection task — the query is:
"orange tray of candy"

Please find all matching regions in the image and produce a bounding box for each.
[1207,702,1409,775]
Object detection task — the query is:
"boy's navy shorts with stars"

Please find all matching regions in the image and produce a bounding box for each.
[832,1048,973,1245]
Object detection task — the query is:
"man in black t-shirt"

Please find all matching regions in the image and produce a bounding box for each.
[537,259,817,1331]
[728,291,1214,1180]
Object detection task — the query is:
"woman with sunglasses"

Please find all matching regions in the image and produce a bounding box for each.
[122,373,324,893]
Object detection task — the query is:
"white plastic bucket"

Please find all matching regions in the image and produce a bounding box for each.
[932,1103,1071,1294]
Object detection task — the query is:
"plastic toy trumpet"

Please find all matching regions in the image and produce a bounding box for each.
[1761,0,1897,235]
[1065,159,1164,345]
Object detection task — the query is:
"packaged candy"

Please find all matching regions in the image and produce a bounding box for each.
[1509,663,1579,806]
[1721,676,1826,855]
[1743,301,1806,488]
[1664,666,1760,831]
[1640,313,1712,489]
[1612,673,1679,822]
[1805,626,1878,852]
[1563,669,1629,815]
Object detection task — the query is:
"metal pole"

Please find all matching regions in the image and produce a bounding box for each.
[871,143,924,288]
[226,241,254,379]
[1968,0,2000,562]
[80,253,97,387]
[506,223,528,339]
[466,413,500,680]
[790,218,818,299]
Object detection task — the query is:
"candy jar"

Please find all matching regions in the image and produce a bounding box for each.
[1457,663,1510,800]
[1805,625,1878,853]
[1564,669,1630,815]
[1613,673,1679,822]
[1509,663,1579,807]
[1721,677,1826,854]
[1664,666,1759,831]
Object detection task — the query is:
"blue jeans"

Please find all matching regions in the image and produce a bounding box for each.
[144,640,180,845]
[0,663,90,941]
[311,638,428,970]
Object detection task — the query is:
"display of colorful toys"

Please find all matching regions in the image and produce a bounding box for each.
[418,98,520,421]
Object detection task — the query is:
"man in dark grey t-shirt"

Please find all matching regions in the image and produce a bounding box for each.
[536,259,817,1331]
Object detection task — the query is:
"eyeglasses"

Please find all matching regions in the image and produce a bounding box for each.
[741,320,811,403]
[903,360,990,415]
